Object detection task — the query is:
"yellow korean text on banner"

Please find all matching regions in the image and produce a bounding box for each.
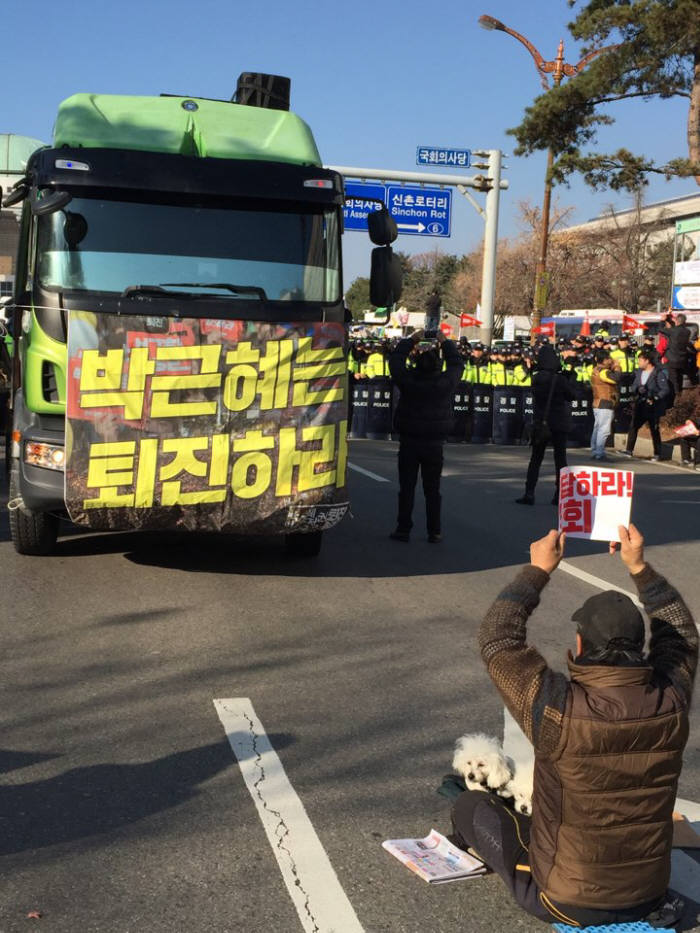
[65,314,349,534]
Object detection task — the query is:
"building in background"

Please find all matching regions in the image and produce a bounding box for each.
[0,134,46,299]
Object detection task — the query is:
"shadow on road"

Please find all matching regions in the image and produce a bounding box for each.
[0,738,285,856]
[2,446,699,578]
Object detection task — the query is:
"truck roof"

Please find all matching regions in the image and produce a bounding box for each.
[52,93,322,167]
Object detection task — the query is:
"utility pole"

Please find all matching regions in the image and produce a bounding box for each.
[478,149,502,347]
[478,14,617,341]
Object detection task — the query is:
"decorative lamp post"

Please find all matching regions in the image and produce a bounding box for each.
[478,14,616,341]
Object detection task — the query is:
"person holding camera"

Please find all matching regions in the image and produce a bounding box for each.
[622,349,670,461]
[388,329,462,543]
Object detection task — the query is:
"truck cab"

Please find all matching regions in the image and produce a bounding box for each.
[5,74,401,555]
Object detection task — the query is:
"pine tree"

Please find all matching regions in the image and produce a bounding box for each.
[510,0,700,190]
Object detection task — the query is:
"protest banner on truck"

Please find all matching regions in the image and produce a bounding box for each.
[65,312,349,535]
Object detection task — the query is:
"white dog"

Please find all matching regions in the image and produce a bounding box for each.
[452,733,513,793]
[503,759,535,815]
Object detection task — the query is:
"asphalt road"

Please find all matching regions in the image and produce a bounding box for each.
[1,440,699,933]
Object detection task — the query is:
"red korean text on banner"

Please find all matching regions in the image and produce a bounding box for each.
[558,467,634,542]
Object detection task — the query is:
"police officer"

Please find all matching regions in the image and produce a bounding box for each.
[490,348,509,386]
[365,342,390,379]
[610,334,637,374]
[471,344,492,384]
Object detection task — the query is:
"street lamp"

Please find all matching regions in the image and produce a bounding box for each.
[478,14,616,340]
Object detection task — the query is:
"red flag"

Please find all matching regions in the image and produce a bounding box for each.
[440,322,453,337]
[622,314,647,333]
[460,313,483,327]
[533,321,555,337]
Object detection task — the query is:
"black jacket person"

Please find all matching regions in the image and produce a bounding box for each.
[388,331,462,542]
[516,343,576,506]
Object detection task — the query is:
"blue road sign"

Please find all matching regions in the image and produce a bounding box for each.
[343,181,452,238]
[416,147,471,168]
[386,185,451,238]
[343,182,386,231]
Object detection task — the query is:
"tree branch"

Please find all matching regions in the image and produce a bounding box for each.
[590,90,691,105]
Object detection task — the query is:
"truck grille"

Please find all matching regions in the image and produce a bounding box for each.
[42,362,60,403]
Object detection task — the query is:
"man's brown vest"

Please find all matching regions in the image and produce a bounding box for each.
[530,660,689,909]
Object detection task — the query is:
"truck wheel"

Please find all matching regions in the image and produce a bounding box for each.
[284,530,323,558]
[8,465,59,555]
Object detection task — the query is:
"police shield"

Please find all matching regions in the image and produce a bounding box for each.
[568,384,594,447]
[492,388,523,446]
[470,386,493,444]
[449,384,472,443]
[349,383,369,438]
[521,387,534,445]
[613,373,635,434]
[366,377,393,440]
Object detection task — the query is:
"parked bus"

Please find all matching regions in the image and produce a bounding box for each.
[541,309,700,342]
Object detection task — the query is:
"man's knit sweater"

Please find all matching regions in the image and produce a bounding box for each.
[479,563,697,758]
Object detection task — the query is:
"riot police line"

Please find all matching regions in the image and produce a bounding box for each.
[348,373,637,447]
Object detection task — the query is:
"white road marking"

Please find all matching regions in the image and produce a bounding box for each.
[558,560,643,608]
[503,707,533,768]
[214,698,364,933]
[348,462,390,483]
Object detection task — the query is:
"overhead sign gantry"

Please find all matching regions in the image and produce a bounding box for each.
[328,150,508,346]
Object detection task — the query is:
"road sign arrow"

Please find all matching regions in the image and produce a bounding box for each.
[397,222,426,232]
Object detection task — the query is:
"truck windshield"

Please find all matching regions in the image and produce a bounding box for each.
[37,196,341,303]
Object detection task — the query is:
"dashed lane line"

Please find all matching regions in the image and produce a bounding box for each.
[214,698,365,933]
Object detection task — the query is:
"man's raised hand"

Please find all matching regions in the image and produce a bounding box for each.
[618,523,646,575]
[530,530,566,576]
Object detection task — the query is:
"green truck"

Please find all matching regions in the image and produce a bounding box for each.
[4,73,400,555]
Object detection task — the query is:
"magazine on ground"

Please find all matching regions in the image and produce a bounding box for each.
[382,829,487,884]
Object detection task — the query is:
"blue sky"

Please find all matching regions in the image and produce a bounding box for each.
[5,0,693,291]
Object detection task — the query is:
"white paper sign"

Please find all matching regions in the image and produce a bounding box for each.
[558,466,634,542]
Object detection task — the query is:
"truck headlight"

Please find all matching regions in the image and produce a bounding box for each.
[24,441,65,471]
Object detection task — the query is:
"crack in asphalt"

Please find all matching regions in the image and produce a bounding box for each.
[239,705,320,933]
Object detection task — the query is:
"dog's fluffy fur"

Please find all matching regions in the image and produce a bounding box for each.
[503,759,534,815]
[452,733,513,793]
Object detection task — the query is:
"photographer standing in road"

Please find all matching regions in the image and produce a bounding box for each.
[388,329,462,543]
[452,524,697,929]
[515,343,576,506]
[622,348,670,461]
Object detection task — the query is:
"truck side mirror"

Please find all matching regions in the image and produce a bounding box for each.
[370,246,402,312]
[368,206,398,246]
[30,189,73,216]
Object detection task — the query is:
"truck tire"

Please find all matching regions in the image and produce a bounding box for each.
[8,464,59,555]
[284,530,323,558]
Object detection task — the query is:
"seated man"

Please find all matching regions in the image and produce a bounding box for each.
[452,525,697,927]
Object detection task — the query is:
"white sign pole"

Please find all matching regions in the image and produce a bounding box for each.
[479,150,502,348]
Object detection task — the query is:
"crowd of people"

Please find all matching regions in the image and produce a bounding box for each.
[351,314,699,542]
[349,315,700,472]
[349,315,700,390]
